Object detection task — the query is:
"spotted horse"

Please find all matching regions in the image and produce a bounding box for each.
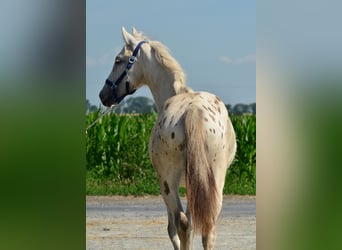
[99,27,237,250]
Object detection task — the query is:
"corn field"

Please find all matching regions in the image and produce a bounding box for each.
[86,112,256,195]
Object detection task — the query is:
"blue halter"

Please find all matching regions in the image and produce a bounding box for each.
[105,41,146,102]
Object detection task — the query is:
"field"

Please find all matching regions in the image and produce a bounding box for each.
[86,112,256,195]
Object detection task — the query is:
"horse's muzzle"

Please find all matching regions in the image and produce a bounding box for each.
[99,89,115,107]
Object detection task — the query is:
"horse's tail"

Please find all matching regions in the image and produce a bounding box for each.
[184,108,220,235]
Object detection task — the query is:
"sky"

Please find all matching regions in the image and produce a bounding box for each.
[86,1,255,106]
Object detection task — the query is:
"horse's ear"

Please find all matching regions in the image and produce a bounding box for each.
[132,27,138,36]
[121,26,136,49]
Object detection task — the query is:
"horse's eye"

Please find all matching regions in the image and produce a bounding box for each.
[115,57,121,64]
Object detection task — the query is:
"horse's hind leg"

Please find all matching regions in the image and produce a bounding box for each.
[160,178,193,250]
[202,226,216,250]
[185,204,194,249]
[166,207,180,249]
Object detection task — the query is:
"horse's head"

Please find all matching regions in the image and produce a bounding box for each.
[99,27,146,107]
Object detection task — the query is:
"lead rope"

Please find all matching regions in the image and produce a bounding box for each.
[85,104,117,134]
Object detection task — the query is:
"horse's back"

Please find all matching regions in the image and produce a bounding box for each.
[149,91,236,175]
[163,91,231,144]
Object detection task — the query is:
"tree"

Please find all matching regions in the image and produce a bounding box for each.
[232,103,251,115]
[249,102,256,114]
[86,99,98,113]
[225,104,233,114]
[115,96,156,114]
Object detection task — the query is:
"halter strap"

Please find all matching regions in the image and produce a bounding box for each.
[105,41,146,90]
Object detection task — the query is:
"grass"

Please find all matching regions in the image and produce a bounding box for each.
[86,172,254,196]
[86,172,160,196]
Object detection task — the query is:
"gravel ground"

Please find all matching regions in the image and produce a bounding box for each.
[86,195,255,250]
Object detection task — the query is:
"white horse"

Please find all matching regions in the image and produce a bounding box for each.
[99,27,236,250]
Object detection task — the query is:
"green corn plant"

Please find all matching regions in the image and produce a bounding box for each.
[224,114,256,194]
[86,112,256,195]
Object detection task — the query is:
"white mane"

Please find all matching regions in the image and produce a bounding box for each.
[132,31,186,85]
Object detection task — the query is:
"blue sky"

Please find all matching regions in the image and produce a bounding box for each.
[86,0,255,106]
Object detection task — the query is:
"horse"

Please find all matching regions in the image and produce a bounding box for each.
[99,27,237,250]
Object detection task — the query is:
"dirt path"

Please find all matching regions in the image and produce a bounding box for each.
[86,195,255,250]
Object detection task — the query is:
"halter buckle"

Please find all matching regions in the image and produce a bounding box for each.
[128,56,136,64]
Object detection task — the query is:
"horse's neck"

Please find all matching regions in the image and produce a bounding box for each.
[143,55,192,112]
[149,79,178,112]
[149,77,191,112]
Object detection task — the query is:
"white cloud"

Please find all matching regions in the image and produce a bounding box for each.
[219,56,233,64]
[219,54,256,65]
